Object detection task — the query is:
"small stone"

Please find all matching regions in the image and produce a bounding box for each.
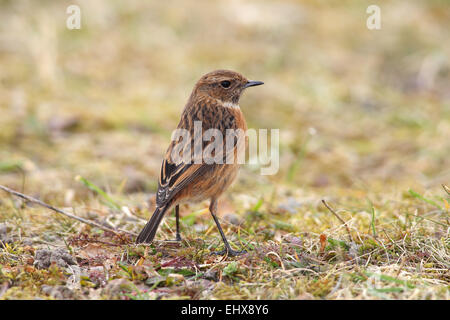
[278,197,302,214]
[0,223,7,237]
[194,224,208,233]
[0,223,12,244]
[223,213,243,226]
[34,248,77,269]
[48,116,80,132]
[203,269,219,281]
[41,285,74,299]
[311,174,329,188]
[102,279,134,297]
[286,235,302,246]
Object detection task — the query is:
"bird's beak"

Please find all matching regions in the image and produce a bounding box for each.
[244,80,264,88]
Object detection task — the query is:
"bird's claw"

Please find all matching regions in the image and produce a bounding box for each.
[164,236,182,244]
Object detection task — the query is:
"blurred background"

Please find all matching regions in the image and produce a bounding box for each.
[0,0,449,208]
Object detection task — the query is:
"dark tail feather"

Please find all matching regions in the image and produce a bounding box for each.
[136,205,170,244]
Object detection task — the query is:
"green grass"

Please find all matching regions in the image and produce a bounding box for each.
[0,0,449,300]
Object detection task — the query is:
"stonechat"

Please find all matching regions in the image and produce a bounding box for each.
[136,70,263,256]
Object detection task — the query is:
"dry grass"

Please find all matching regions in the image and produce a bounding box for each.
[0,0,449,300]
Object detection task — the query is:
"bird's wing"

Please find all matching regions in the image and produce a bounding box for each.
[156,155,210,207]
[155,99,244,207]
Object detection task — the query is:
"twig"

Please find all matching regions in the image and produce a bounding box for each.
[0,184,137,237]
[69,233,128,246]
[321,199,354,243]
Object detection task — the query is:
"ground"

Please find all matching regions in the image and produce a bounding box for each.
[0,0,449,300]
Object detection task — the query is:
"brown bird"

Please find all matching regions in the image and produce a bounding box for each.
[136,69,263,256]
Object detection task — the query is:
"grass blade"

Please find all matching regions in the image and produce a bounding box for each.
[76,175,121,210]
[408,189,443,210]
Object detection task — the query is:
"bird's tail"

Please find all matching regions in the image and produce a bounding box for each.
[135,204,170,244]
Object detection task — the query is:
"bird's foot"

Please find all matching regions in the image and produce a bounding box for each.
[166,239,182,243]
[164,235,182,244]
[166,233,182,242]
[211,248,247,257]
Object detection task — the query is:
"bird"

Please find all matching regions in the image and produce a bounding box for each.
[135,69,264,256]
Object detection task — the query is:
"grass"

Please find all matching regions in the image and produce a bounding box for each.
[0,0,449,300]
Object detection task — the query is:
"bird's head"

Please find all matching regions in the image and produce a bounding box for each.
[192,69,263,105]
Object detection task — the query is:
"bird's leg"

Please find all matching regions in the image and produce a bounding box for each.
[166,205,182,242]
[209,199,246,257]
[175,204,182,241]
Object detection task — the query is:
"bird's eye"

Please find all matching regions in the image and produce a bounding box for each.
[220,80,231,88]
